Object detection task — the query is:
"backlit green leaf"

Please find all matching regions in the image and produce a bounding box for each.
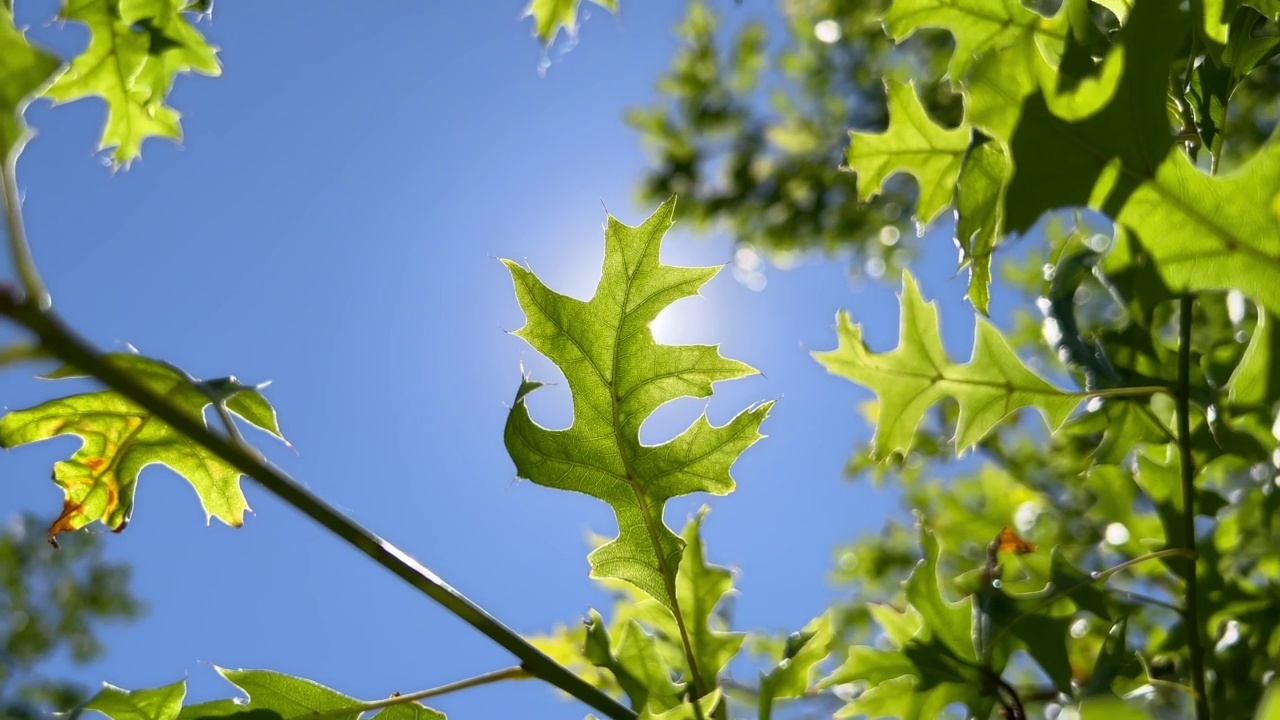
[639,689,721,720]
[72,680,185,720]
[72,670,444,720]
[583,610,683,713]
[0,353,285,544]
[43,0,220,167]
[175,668,444,720]
[673,508,742,689]
[814,270,1080,460]
[0,8,60,161]
[954,137,1006,315]
[966,2,1280,318]
[1086,617,1142,697]
[525,0,619,45]
[883,0,1068,77]
[846,80,969,228]
[819,527,987,720]
[503,198,771,608]
[757,612,833,720]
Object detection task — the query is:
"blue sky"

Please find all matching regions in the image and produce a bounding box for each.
[1,2,986,717]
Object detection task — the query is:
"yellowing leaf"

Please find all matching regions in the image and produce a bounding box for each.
[43,0,220,167]
[0,353,285,544]
[847,80,968,229]
[813,270,1079,460]
[503,198,771,609]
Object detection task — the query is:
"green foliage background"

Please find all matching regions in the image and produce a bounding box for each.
[3,0,1280,719]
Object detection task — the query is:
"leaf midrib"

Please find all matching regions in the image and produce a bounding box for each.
[609,218,680,596]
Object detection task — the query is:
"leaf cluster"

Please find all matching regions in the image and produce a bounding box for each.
[7,2,1280,720]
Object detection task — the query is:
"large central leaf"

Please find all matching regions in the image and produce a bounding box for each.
[503,198,771,609]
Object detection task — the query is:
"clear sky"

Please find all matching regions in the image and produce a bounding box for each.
[2,2,985,717]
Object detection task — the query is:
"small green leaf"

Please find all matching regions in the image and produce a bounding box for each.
[43,0,221,167]
[73,671,445,720]
[757,613,833,720]
[639,690,721,720]
[583,610,684,714]
[0,8,61,161]
[675,508,743,689]
[954,137,1006,315]
[503,198,771,608]
[525,0,618,44]
[846,80,969,228]
[198,376,287,441]
[813,270,1080,460]
[1085,617,1142,697]
[819,526,988,720]
[177,668,444,720]
[73,680,185,720]
[980,581,1074,694]
[1229,311,1280,408]
[0,353,286,543]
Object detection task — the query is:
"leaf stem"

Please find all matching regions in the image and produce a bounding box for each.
[302,665,531,720]
[1177,294,1210,720]
[655,530,711,720]
[0,290,636,720]
[1082,385,1171,399]
[1,154,49,309]
[988,548,1191,648]
[0,340,46,367]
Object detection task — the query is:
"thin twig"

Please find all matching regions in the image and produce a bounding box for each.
[0,287,636,720]
[1,154,49,309]
[1177,295,1210,720]
[987,548,1191,649]
[302,665,531,720]
[1083,385,1171,400]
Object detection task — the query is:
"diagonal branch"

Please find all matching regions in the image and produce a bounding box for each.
[0,286,636,720]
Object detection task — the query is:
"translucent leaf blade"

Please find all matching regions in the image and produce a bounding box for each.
[813,271,1079,460]
[503,198,771,609]
[847,80,968,228]
[0,354,286,543]
[42,0,221,166]
[0,9,61,160]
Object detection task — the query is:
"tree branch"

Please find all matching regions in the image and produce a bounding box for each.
[0,287,635,720]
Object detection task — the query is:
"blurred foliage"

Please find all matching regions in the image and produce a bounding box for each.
[0,513,143,718]
[629,1,1280,274]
